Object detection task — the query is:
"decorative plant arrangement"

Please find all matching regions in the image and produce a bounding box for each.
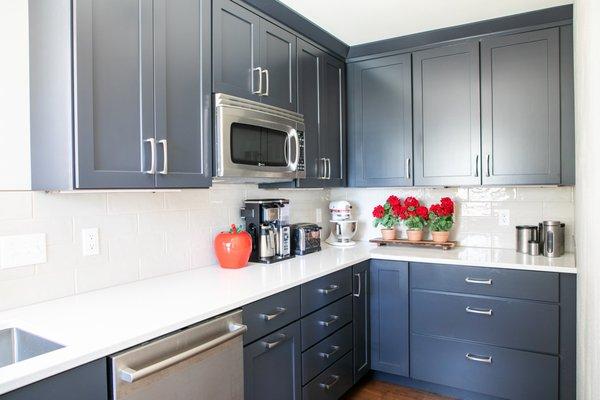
[214,224,252,269]
[396,196,429,242]
[372,195,402,240]
[428,197,455,243]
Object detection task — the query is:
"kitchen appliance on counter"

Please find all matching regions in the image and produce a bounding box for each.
[213,93,306,183]
[515,221,565,257]
[110,309,246,400]
[291,223,322,255]
[326,201,358,247]
[241,199,293,263]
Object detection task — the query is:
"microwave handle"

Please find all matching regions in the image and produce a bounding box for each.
[288,130,300,171]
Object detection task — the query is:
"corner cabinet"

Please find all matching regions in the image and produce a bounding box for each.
[348,54,413,187]
[481,28,561,185]
[352,261,370,383]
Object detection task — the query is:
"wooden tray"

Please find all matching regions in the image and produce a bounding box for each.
[369,238,457,251]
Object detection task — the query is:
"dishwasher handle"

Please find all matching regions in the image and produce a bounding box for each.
[119,322,247,383]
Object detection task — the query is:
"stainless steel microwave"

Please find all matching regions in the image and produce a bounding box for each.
[214,93,306,182]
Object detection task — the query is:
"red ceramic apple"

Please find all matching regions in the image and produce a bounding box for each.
[214,224,252,269]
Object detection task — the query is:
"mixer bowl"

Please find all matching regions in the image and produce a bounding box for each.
[329,220,357,242]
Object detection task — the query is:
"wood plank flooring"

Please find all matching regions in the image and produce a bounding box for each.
[342,378,454,400]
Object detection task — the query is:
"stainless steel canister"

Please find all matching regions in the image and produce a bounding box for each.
[542,221,565,258]
[528,241,540,256]
[516,225,538,253]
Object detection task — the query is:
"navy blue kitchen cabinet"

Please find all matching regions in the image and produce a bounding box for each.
[0,359,108,400]
[370,260,409,376]
[352,261,370,383]
[348,54,413,187]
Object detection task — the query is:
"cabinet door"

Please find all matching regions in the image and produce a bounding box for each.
[153,0,212,188]
[348,54,413,187]
[244,322,301,400]
[297,39,324,182]
[413,42,481,186]
[370,260,409,376]
[259,20,297,111]
[481,28,561,185]
[73,0,155,188]
[352,261,370,383]
[320,54,346,187]
[213,0,260,101]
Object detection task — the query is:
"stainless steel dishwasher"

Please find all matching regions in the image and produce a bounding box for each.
[110,310,247,400]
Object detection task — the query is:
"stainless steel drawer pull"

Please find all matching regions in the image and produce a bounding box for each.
[466,353,493,364]
[262,333,287,350]
[118,322,247,383]
[319,345,340,359]
[465,277,493,285]
[319,375,340,390]
[144,138,157,174]
[260,307,286,321]
[318,315,339,327]
[158,139,168,175]
[466,306,493,316]
[318,284,340,295]
[353,273,361,298]
[252,67,263,94]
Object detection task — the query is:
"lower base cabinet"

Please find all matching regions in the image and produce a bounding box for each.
[302,352,354,400]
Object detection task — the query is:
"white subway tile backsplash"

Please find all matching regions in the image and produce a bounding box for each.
[138,210,189,234]
[468,187,517,202]
[33,192,107,217]
[0,192,32,220]
[107,192,165,214]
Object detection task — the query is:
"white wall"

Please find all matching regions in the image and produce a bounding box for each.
[574,0,600,398]
[0,0,31,189]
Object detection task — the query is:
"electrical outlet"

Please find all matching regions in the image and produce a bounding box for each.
[497,209,510,226]
[316,208,322,224]
[81,228,100,256]
[0,234,47,269]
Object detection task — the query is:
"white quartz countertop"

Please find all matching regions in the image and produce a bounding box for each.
[0,243,575,394]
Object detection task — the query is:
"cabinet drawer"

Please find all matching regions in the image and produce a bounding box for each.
[243,286,301,344]
[301,296,352,351]
[411,289,559,354]
[302,352,353,400]
[302,323,353,385]
[410,262,559,302]
[411,334,558,400]
[301,269,352,315]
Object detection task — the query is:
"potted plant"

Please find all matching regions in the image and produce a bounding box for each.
[372,195,402,240]
[429,197,455,243]
[397,197,429,242]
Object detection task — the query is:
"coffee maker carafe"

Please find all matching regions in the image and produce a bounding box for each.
[242,199,293,263]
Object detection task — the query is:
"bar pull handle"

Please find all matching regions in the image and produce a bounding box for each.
[486,154,491,177]
[319,345,340,359]
[326,158,332,179]
[158,139,168,175]
[466,353,493,364]
[319,375,340,390]
[262,333,287,350]
[465,277,492,285]
[119,323,247,383]
[318,284,339,295]
[252,67,263,95]
[318,315,339,327]
[353,273,361,298]
[466,306,493,316]
[261,69,269,96]
[260,307,286,321]
[405,158,411,180]
[144,138,157,174]
[475,155,479,177]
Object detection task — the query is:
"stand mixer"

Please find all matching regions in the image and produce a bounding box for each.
[326,201,358,247]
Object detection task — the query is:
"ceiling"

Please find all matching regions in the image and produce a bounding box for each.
[277,0,573,46]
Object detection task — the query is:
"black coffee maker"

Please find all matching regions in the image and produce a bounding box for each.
[241,199,293,263]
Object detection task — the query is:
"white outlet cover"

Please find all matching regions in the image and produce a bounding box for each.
[497,209,510,226]
[0,233,47,269]
[82,228,100,256]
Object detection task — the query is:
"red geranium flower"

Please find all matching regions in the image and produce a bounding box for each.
[416,206,429,220]
[387,195,401,207]
[404,196,419,208]
[372,205,385,219]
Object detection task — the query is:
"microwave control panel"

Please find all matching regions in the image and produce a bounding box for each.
[297,131,305,172]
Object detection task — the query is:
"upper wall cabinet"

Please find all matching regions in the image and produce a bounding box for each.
[213,0,297,111]
[481,28,561,185]
[348,54,413,187]
[413,42,481,186]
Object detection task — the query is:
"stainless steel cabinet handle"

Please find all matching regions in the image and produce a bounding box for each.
[318,315,339,327]
[319,345,340,359]
[466,353,493,364]
[158,139,168,175]
[353,273,361,298]
[326,158,332,179]
[318,284,339,295]
[486,154,491,177]
[252,67,263,95]
[144,138,157,174]
[119,322,247,383]
[466,306,493,316]
[260,307,286,321]
[475,155,479,177]
[405,158,411,180]
[261,69,269,96]
[465,277,492,285]
[319,158,327,179]
[262,333,287,350]
[319,375,340,390]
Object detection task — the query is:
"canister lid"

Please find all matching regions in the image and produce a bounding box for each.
[543,220,562,226]
[516,225,537,229]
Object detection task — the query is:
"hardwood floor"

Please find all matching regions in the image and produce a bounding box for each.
[342,378,454,400]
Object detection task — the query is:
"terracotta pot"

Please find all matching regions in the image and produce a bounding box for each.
[381,228,396,240]
[214,227,252,269]
[407,229,424,242]
[432,231,450,244]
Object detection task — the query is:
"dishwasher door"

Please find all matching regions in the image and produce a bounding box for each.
[110,310,246,400]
